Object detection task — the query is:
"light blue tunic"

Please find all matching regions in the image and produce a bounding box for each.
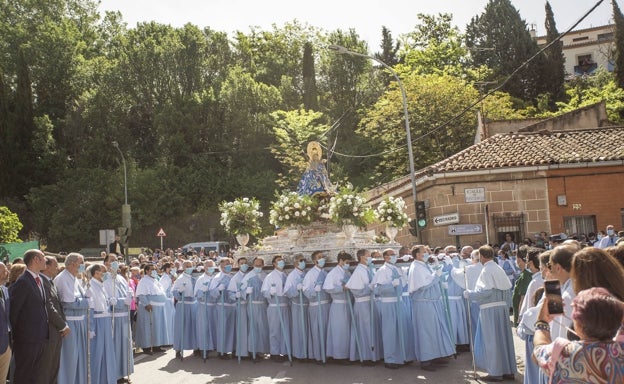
[159,273,176,343]
[323,266,351,360]
[284,268,310,359]
[303,266,330,362]
[228,271,248,357]
[172,273,198,351]
[194,273,215,352]
[105,275,134,379]
[88,280,117,384]
[210,272,235,354]
[242,271,270,354]
[346,264,379,362]
[447,271,470,345]
[261,269,291,356]
[135,293,169,348]
[54,269,89,384]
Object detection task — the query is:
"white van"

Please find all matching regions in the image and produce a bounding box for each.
[181,241,230,257]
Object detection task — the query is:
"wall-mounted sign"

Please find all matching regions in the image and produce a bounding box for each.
[433,212,460,226]
[448,224,483,236]
[465,187,485,203]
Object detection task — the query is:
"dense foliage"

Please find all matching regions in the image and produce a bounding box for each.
[1,0,622,250]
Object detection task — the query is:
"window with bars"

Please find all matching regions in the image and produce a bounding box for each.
[493,213,525,246]
[563,215,596,237]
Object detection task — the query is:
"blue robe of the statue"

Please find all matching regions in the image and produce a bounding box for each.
[303,266,330,362]
[194,274,215,352]
[242,271,269,355]
[55,269,89,384]
[105,275,134,379]
[296,161,333,196]
[284,268,310,359]
[228,271,249,357]
[172,273,198,351]
[323,266,351,360]
[261,269,291,356]
[210,272,235,354]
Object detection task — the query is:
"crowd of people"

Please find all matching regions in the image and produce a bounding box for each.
[1,224,623,383]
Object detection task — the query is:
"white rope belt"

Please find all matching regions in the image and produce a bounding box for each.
[480,301,507,310]
[113,312,129,317]
[66,315,85,321]
[251,301,265,305]
[355,296,371,303]
[268,303,289,307]
[198,302,215,306]
[220,303,235,307]
[402,292,409,297]
[149,302,165,307]
[309,300,330,307]
[179,300,197,304]
[292,301,308,306]
[331,299,347,304]
[239,300,247,304]
[448,296,462,300]
[94,313,111,318]
[379,297,398,303]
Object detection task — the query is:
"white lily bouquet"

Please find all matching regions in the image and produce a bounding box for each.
[268,191,315,228]
[375,195,409,228]
[328,185,375,228]
[219,197,263,236]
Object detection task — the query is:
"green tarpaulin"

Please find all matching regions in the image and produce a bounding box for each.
[0,240,40,262]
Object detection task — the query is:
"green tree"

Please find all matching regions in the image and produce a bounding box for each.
[542,1,566,108]
[302,41,319,110]
[375,26,400,85]
[0,206,23,243]
[613,0,624,90]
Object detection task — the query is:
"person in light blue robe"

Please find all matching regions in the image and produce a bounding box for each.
[447,264,471,346]
[194,260,216,356]
[87,265,117,384]
[103,254,134,380]
[261,256,291,359]
[54,253,89,384]
[209,258,235,357]
[371,249,411,368]
[345,249,380,363]
[241,258,270,358]
[408,245,456,371]
[158,263,176,344]
[172,261,198,357]
[464,245,517,381]
[397,253,416,363]
[136,264,170,351]
[228,257,249,358]
[284,254,309,360]
[302,251,330,363]
[322,251,353,361]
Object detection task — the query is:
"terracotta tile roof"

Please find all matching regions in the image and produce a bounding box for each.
[418,127,624,176]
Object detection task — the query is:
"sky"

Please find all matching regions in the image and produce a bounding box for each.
[98,0,615,49]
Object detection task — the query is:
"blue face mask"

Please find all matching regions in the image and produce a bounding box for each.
[317,258,326,268]
[366,256,373,266]
[110,261,119,271]
[150,270,158,279]
[597,234,603,240]
[342,263,350,271]
[389,255,397,264]
[224,265,233,273]
[423,253,429,259]
[184,267,193,275]
[102,272,110,282]
[277,260,285,269]
[78,264,85,273]
[298,261,306,270]
[253,267,262,274]
[607,229,614,236]
[206,267,215,274]
[239,264,249,272]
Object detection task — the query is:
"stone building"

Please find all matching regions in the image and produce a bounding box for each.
[367,102,624,248]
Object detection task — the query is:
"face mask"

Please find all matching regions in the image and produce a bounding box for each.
[423,253,429,259]
[597,234,603,240]
[150,271,158,279]
[253,267,262,274]
[78,264,85,273]
[401,255,410,262]
[342,263,350,271]
[224,265,233,273]
[607,229,614,236]
[102,272,110,282]
[206,267,215,275]
[110,261,119,271]
[298,261,306,270]
[366,256,373,266]
[389,255,397,264]
[239,264,249,272]
[317,258,326,268]
[184,267,193,275]
[277,260,285,269]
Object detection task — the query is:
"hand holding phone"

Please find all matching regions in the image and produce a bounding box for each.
[544,279,564,315]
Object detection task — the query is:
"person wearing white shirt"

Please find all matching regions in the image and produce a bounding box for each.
[261,256,290,361]
[595,224,619,249]
[136,263,170,354]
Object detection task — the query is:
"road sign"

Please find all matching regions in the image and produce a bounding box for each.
[433,212,460,226]
[448,224,483,236]
[156,228,167,237]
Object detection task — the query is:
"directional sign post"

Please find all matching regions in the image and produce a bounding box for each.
[448,224,483,236]
[156,227,167,250]
[433,212,460,226]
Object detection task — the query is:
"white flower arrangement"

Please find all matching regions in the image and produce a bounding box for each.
[269,191,315,228]
[328,185,374,228]
[219,197,263,236]
[375,195,409,228]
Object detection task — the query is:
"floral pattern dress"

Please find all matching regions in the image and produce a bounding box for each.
[533,337,624,383]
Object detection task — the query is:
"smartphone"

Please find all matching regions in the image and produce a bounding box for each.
[544,279,564,314]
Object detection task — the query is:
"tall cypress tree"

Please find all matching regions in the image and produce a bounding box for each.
[302,41,318,111]
[375,26,400,86]
[613,0,624,89]
[542,1,566,108]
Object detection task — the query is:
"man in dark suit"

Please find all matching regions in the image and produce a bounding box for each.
[9,249,50,383]
[0,262,10,384]
[40,256,69,384]
[109,234,125,257]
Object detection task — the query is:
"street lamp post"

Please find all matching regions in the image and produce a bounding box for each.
[329,44,419,237]
[112,141,131,263]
